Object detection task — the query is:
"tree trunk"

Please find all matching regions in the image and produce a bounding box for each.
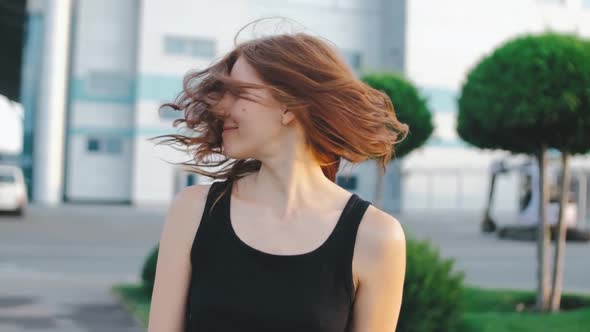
[374,161,384,209]
[549,152,571,312]
[536,146,551,311]
[482,171,498,232]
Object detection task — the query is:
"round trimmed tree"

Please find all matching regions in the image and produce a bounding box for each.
[362,73,434,207]
[458,32,590,311]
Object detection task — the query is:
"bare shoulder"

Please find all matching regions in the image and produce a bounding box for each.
[155,183,213,267]
[148,183,213,331]
[359,205,405,250]
[170,183,212,210]
[171,183,212,218]
[348,205,406,331]
[354,204,406,276]
[162,183,213,239]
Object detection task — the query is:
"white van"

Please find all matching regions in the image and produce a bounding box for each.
[0,164,27,216]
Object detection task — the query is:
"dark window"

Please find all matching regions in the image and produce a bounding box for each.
[186,174,196,186]
[337,175,358,190]
[87,138,101,152]
[87,137,122,154]
[0,174,16,183]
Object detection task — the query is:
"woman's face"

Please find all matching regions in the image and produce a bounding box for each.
[218,55,292,160]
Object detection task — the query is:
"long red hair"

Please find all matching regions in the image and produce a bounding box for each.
[150,24,409,201]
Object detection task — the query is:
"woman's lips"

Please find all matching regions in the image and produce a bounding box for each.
[223,127,238,134]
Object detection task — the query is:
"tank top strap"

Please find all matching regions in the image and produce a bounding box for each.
[199,181,225,228]
[190,180,229,255]
[329,193,372,302]
[204,180,230,219]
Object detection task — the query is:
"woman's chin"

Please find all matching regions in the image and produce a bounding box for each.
[223,149,251,160]
[222,145,237,159]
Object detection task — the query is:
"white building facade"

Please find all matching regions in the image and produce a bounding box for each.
[22,0,590,219]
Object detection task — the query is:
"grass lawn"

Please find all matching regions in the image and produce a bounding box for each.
[112,283,590,331]
[462,287,590,332]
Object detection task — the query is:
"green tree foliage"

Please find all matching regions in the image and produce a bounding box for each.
[458,33,590,155]
[362,73,434,159]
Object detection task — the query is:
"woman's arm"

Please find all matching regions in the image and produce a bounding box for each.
[349,207,406,332]
[147,184,210,332]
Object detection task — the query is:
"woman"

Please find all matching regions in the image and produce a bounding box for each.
[148,23,408,332]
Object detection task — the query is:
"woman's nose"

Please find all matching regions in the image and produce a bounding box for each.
[211,93,235,117]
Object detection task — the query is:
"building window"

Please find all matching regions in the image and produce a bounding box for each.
[538,0,565,5]
[186,173,196,186]
[105,138,122,154]
[188,38,216,58]
[164,36,216,58]
[337,175,358,190]
[87,137,122,154]
[0,174,16,183]
[87,138,101,152]
[341,49,362,71]
[86,71,133,98]
[164,37,186,55]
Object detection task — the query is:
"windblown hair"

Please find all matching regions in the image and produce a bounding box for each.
[150,23,409,204]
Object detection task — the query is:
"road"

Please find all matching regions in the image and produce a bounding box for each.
[0,204,588,331]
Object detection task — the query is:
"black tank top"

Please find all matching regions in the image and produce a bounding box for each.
[185,179,371,332]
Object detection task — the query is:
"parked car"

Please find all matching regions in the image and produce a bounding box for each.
[0,164,27,216]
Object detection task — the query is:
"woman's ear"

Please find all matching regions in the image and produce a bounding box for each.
[281,105,295,126]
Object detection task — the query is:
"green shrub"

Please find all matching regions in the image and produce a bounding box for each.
[398,237,466,332]
[141,244,159,294]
